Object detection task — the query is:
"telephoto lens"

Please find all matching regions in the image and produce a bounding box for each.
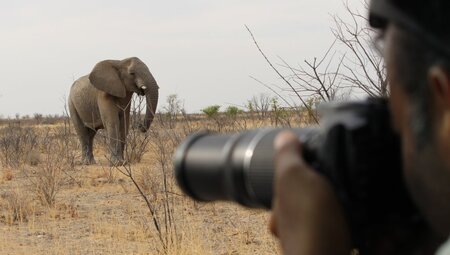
[174,98,424,252]
[173,127,318,208]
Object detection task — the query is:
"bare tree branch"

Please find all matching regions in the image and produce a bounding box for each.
[245,25,319,124]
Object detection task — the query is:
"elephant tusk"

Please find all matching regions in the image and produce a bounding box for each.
[141,86,147,90]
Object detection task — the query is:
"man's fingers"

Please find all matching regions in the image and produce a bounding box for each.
[274,131,302,154]
[271,131,303,239]
[269,213,278,237]
[270,131,351,254]
[274,131,304,182]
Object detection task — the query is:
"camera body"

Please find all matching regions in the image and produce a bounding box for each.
[174,98,422,251]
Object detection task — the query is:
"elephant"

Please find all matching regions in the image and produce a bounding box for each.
[68,57,159,165]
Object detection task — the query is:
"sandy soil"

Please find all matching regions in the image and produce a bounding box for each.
[0,122,280,255]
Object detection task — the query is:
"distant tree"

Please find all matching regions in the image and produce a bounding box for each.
[161,94,184,129]
[164,94,183,117]
[201,105,221,119]
[201,105,222,131]
[246,94,271,119]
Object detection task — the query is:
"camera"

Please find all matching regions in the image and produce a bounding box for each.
[174,97,423,250]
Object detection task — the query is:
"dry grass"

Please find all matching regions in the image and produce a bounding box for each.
[0,112,309,254]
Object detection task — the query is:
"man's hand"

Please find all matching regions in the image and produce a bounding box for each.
[270,131,351,255]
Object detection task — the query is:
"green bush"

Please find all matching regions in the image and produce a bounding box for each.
[225,106,241,118]
[201,105,221,118]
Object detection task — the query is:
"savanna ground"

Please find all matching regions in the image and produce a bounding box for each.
[0,101,314,255]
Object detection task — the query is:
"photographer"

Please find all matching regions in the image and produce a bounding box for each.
[270,0,450,254]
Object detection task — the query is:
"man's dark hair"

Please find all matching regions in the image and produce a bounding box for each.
[390,26,450,149]
[370,0,450,55]
[370,0,450,148]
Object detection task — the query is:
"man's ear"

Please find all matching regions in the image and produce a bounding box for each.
[429,66,450,143]
[429,65,450,109]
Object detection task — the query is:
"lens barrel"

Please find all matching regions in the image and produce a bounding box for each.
[174,128,317,208]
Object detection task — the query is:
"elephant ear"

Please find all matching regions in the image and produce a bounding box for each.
[89,60,126,98]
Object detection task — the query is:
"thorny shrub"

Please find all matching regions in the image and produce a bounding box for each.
[0,189,34,224]
[0,124,39,168]
[30,125,81,206]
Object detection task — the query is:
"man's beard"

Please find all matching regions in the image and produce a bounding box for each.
[404,143,450,238]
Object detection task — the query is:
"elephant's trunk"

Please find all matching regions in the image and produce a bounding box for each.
[141,74,159,132]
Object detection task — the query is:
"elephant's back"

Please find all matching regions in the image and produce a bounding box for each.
[70,75,94,95]
[69,75,102,129]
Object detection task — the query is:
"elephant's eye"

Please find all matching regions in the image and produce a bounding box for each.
[129,72,135,76]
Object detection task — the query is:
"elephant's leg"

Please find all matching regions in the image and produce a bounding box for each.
[119,109,131,161]
[117,112,127,164]
[77,127,96,165]
[99,100,125,166]
[82,128,97,164]
[107,117,125,166]
[69,100,97,165]
[125,108,131,137]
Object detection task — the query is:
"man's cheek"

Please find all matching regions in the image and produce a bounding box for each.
[388,85,408,133]
[401,134,415,176]
[436,114,450,171]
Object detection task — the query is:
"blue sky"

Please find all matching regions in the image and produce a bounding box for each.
[0,0,364,117]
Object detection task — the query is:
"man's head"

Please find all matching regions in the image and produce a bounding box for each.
[369,0,450,238]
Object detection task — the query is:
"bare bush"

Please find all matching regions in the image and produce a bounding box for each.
[94,129,109,153]
[177,110,198,137]
[106,94,196,252]
[136,167,160,198]
[56,109,80,169]
[247,2,385,125]
[222,106,248,132]
[126,129,152,164]
[149,129,180,251]
[48,107,82,186]
[33,113,43,125]
[160,94,184,130]
[124,95,153,164]
[247,94,271,120]
[27,138,66,207]
[0,123,39,168]
[115,118,190,253]
[246,25,319,125]
[23,125,79,206]
[269,97,295,127]
[332,1,387,97]
[0,189,33,224]
[116,163,178,253]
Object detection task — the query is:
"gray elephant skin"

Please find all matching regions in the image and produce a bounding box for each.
[68,57,159,165]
